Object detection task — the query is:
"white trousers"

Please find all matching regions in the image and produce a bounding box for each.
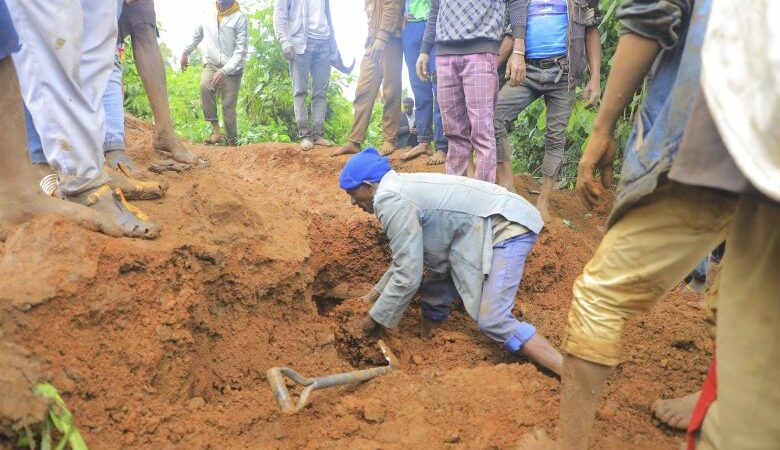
[8,0,116,196]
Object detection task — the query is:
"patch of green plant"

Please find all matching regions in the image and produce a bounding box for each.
[17,383,88,450]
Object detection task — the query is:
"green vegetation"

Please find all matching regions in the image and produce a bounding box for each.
[18,384,88,450]
[124,1,636,185]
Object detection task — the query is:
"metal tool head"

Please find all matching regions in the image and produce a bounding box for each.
[376,339,400,369]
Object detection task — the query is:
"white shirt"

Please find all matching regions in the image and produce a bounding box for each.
[306,0,331,40]
[701,0,780,202]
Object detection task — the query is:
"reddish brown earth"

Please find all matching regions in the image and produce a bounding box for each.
[0,118,712,449]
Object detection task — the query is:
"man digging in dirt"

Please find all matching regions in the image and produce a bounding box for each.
[339,148,563,375]
[0,1,122,239]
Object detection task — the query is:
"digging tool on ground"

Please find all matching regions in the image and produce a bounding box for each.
[267,339,400,414]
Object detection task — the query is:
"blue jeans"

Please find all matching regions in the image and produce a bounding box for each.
[402,21,447,151]
[421,232,538,352]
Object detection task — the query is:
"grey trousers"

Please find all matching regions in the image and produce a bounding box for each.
[493,63,575,178]
[290,38,331,140]
[200,64,242,144]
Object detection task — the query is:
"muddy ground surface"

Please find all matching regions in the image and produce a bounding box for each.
[0,118,712,449]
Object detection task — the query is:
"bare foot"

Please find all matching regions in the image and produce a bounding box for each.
[300,137,314,152]
[330,141,361,157]
[0,190,124,240]
[400,143,431,161]
[105,164,168,201]
[67,185,161,239]
[653,391,700,430]
[153,131,201,165]
[314,137,334,147]
[380,141,396,156]
[204,132,224,146]
[518,333,563,376]
[516,428,557,450]
[427,150,446,166]
[536,194,551,222]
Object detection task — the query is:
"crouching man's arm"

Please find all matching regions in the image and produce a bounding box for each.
[362,193,424,333]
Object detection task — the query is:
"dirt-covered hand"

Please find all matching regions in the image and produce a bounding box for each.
[282,45,297,61]
[506,53,526,87]
[576,131,617,209]
[369,39,387,64]
[180,52,189,71]
[360,314,380,335]
[583,78,602,107]
[416,53,430,81]
[360,288,381,304]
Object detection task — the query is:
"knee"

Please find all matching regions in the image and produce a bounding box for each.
[200,78,212,94]
[477,314,503,339]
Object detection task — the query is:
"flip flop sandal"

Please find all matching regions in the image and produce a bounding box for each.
[79,186,161,239]
[106,166,168,201]
[105,151,138,172]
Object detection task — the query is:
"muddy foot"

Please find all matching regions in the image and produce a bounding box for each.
[427,150,446,165]
[400,143,431,162]
[67,185,161,239]
[420,316,444,340]
[314,137,334,147]
[301,138,314,152]
[653,391,700,430]
[536,194,551,222]
[516,428,557,450]
[204,133,224,146]
[153,132,201,164]
[330,141,361,157]
[380,141,396,156]
[0,190,124,240]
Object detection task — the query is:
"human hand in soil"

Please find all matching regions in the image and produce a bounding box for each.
[576,130,617,209]
[360,288,380,304]
[360,314,380,335]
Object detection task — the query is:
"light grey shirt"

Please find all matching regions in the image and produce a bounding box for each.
[369,171,544,328]
[306,0,331,39]
[184,8,249,76]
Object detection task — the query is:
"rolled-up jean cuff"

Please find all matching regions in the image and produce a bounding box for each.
[103,139,125,152]
[563,331,621,366]
[503,322,537,353]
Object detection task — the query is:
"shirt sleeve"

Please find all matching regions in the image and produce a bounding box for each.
[221,13,249,76]
[507,0,526,40]
[617,0,693,49]
[420,0,439,54]
[184,24,204,54]
[273,0,292,50]
[369,193,425,328]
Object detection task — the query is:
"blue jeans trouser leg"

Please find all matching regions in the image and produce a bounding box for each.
[402,21,433,143]
[478,232,538,352]
[24,104,46,164]
[419,274,459,322]
[103,53,125,152]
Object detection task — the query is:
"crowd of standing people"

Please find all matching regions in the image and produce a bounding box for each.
[1,0,778,449]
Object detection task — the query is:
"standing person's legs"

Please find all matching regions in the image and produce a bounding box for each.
[537,69,575,221]
[309,38,332,146]
[461,53,499,183]
[7,0,159,238]
[0,12,121,238]
[290,42,314,148]
[428,45,448,165]
[436,55,471,177]
[401,21,433,161]
[200,64,222,144]
[120,0,201,165]
[550,183,735,450]
[477,232,563,374]
[380,37,403,155]
[221,71,243,146]
[494,66,542,192]
[335,45,383,156]
[419,274,459,339]
[716,197,780,449]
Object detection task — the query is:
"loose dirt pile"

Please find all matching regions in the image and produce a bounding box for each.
[0,118,712,449]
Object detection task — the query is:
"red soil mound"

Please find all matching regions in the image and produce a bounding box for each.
[0,122,711,449]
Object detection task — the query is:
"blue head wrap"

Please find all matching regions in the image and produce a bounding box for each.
[339,147,392,190]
